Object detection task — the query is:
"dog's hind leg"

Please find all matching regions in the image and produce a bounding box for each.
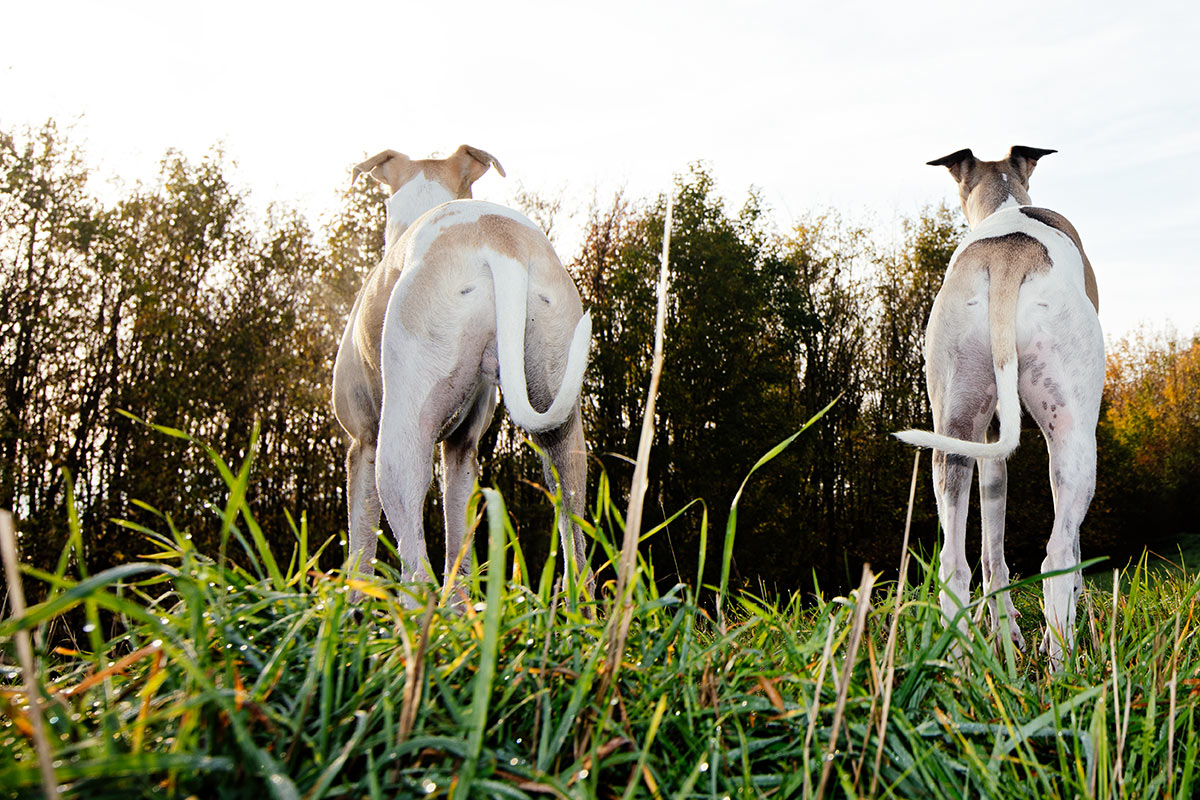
[978,450,1025,649]
[375,401,437,589]
[925,334,996,638]
[440,385,498,587]
[531,408,592,595]
[932,441,976,636]
[1022,359,1102,665]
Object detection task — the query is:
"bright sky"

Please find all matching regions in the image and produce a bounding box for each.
[3,0,1197,341]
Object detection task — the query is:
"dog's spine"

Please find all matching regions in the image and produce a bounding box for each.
[894,267,1022,460]
[488,256,591,433]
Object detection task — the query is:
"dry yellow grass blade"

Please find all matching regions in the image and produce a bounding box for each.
[1,509,58,799]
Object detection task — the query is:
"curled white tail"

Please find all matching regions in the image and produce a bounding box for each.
[894,359,1021,459]
[488,255,591,433]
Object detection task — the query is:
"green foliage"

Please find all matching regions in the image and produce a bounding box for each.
[2,433,1198,798]
[0,124,382,594]
[1092,330,1200,552]
[569,167,963,595]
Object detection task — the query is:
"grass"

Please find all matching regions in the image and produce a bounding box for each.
[1,427,1199,799]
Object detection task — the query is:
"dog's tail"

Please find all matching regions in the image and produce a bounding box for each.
[487,255,591,433]
[894,266,1023,460]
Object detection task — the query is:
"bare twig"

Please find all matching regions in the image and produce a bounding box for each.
[600,194,674,697]
[871,450,920,793]
[817,565,876,800]
[395,595,437,748]
[1,510,58,799]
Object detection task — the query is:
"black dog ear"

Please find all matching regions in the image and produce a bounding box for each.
[927,148,976,184]
[1007,146,1057,184]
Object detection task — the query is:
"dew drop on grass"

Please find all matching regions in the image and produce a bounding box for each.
[81,624,95,633]
[509,757,519,766]
[422,780,436,794]
[699,761,709,772]
[474,602,486,612]
[577,769,589,780]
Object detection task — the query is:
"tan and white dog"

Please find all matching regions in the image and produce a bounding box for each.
[332,145,592,597]
[896,146,1104,666]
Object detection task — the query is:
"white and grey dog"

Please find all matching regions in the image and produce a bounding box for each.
[897,146,1103,665]
[332,145,592,596]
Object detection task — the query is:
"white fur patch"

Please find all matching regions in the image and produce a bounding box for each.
[384,175,457,248]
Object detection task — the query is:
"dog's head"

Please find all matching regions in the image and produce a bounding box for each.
[928,146,1055,228]
[352,145,506,247]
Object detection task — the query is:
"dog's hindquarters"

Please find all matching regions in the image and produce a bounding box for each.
[374,205,593,592]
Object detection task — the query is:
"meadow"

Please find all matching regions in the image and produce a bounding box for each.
[1,418,1197,800]
[3,124,1199,799]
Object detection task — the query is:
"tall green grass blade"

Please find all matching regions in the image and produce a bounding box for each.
[454,488,509,797]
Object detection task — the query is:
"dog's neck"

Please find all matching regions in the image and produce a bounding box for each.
[384,175,460,249]
[961,167,1032,229]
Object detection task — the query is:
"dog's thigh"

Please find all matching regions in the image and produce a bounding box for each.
[376,332,450,585]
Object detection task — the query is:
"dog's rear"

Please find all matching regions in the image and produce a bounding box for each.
[373,200,592,590]
[898,147,1104,667]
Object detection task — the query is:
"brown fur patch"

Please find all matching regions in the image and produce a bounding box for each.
[955,233,1052,366]
[1018,207,1100,312]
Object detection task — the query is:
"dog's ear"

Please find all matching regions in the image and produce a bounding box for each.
[927,148,977,184]
[447,145,506,194]
[351,150,412,192]
[1007,146,1057,184]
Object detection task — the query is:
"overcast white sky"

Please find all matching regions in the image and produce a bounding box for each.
[3,0,1197,340]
